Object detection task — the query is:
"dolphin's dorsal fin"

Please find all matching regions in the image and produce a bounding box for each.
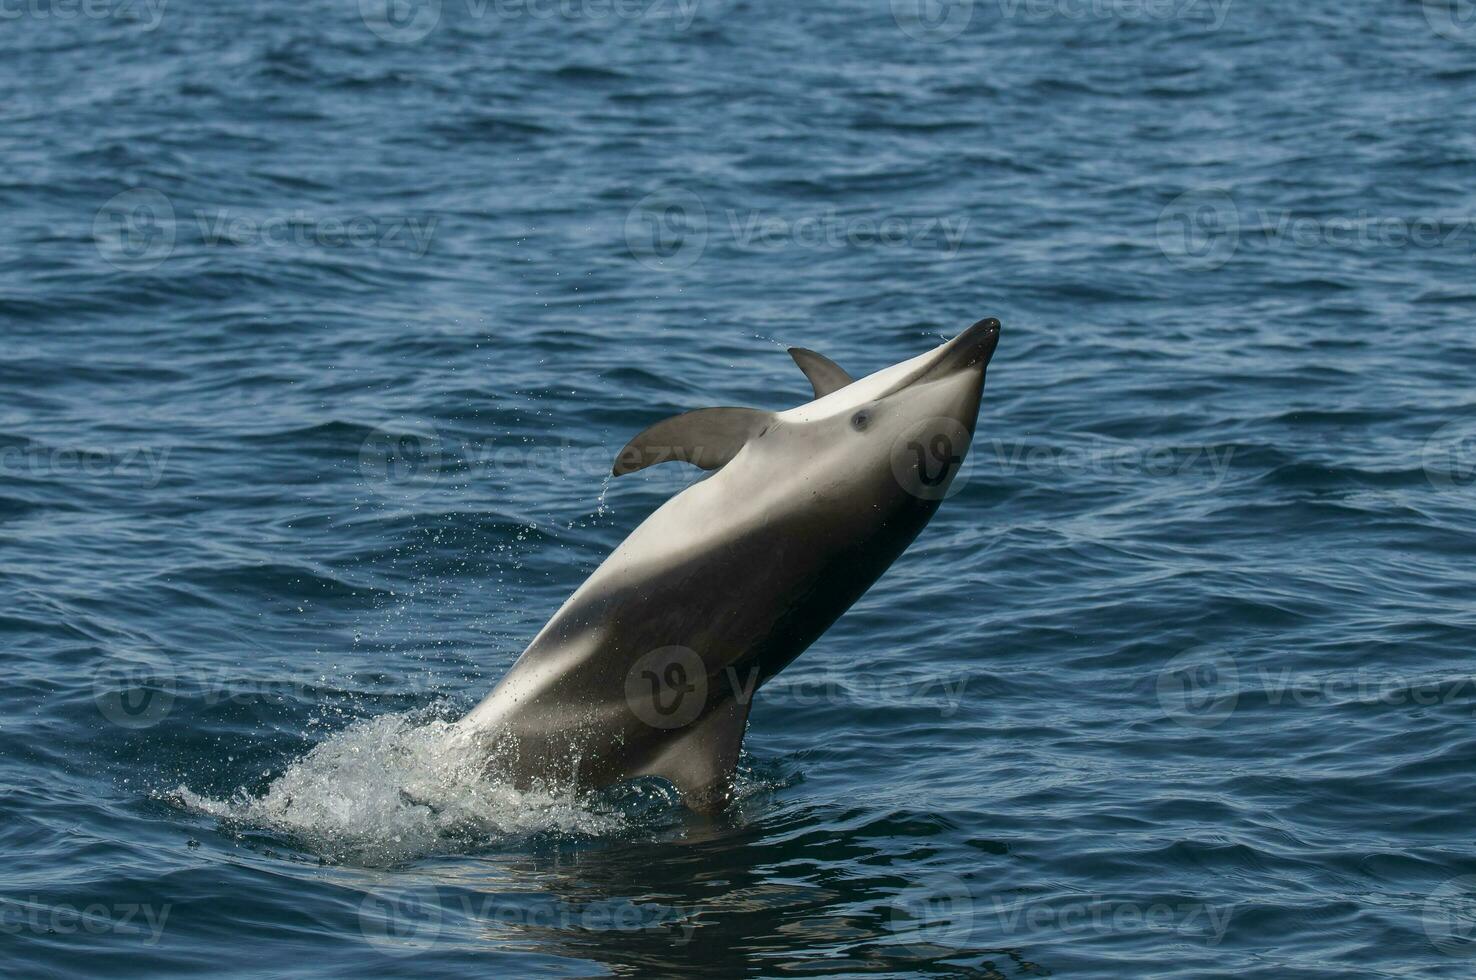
[788,348,854,399]
[612,407,773,477]
[636,696,751,815]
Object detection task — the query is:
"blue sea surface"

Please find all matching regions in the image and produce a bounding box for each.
[4,1,1476,976]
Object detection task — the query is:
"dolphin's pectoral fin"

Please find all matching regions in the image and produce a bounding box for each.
[636,697,751,815]
[612,407,774,477]
[788,348,854,399]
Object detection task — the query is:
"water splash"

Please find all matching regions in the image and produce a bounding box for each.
[595,473,614,517]
[168,710,635,866]
[750,333,793,352]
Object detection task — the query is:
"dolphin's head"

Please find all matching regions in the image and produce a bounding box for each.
[762,317,1001,531]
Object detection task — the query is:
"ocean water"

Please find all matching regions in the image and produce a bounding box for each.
[4,0,1476,976]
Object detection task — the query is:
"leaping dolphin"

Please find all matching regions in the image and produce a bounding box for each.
[461,318,1001,813]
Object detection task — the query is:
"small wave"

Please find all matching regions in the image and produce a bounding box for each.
[1255,460,1430,491]
[161,560,391,603]
[0,493,46,521]
[167,710,634,866]
[424,114,554,145]
[548,64,631,83]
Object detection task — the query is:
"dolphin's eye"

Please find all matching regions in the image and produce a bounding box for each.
[851,410,872,432]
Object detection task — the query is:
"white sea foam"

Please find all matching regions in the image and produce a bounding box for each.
[170,710,635,865]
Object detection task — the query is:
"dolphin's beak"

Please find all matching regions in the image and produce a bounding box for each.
[912,317,1001,384]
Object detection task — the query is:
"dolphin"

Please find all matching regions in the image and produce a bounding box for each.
[460,318,1001,813]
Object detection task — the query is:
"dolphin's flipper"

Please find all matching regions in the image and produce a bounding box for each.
[788,348,854,399]
[612,407,774,477]
[636,697,751,815]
